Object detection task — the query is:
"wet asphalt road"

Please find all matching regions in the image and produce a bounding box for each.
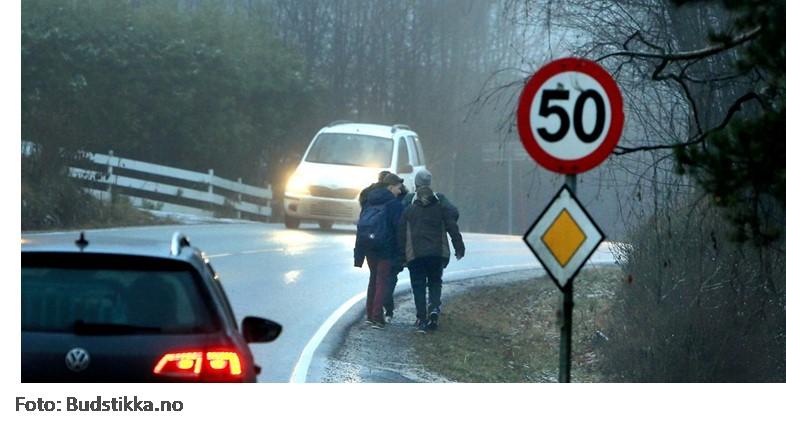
[22,221,616,382]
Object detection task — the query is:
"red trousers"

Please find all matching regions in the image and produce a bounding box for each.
[365,255,393,323]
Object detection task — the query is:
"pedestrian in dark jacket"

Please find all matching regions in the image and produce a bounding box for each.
[398,169,465,332]
[358,170,408,322]
[354,173,405,328]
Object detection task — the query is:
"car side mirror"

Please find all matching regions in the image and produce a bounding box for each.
[399,164,414,174]
[242,317,282,343]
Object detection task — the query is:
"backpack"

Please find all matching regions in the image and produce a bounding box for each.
[356,202,392,250]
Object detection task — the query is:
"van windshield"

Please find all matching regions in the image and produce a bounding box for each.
[305,133,392,167]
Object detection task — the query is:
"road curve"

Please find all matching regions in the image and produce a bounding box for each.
[22,222,617,382]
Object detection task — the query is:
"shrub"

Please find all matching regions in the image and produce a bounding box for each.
[599,197,786,382]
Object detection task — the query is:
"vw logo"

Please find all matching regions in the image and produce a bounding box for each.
[65,348,90,373]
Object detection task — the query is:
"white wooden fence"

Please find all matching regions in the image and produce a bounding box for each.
[69,151,272,220]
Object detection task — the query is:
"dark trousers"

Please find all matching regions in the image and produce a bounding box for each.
[408,256,443,321]
[366,255,393,323]
[386,273,397,316]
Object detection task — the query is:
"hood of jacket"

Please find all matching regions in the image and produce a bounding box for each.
[367,187,396,206]
[414,186,439,207]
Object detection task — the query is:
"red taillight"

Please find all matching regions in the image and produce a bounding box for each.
[154,352,203,378]
[154,349,243,381]
[206,351,242,376]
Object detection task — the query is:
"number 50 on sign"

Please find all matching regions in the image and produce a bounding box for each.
[517,58,624,174]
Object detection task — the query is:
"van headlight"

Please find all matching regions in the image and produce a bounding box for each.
[286,173,310,196]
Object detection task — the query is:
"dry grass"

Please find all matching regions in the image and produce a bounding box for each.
[413,266,622,382]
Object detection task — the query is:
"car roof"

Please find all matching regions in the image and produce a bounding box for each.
[21,232,206,266]
[319,122,415,139]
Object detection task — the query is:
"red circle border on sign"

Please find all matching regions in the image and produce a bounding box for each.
[517,57,624,174]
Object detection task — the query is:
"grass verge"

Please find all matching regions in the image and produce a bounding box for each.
[413,266,621,382]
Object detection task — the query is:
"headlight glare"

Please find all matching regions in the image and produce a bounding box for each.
[286,173,310,196]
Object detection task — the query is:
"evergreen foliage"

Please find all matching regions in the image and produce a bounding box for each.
[674,0,786,244]
[22,0,320,184]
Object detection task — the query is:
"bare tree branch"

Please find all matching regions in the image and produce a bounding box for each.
[596,25,761,63]
[614,91,766,155]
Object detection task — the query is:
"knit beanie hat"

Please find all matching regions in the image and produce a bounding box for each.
[415,169,432,187]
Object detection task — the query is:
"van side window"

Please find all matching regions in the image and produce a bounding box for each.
[406,136,419,166]
[414,136,426,165]
[397,138,410,171]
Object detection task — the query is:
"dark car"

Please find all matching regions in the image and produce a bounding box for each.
[21,232,281,383]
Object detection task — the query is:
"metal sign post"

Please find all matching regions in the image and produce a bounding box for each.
[559,174,577,383]
[559,279,574,383]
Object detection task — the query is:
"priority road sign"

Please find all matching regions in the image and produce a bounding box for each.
[523,184,604,290]
[517,57,624,174]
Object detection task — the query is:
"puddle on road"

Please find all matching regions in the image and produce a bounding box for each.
[270,230,318,255]
[284,270,302,285]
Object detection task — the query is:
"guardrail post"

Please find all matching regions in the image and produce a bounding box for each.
[107,150,114,202]
[237,177,243,219]
[207,169,216,217]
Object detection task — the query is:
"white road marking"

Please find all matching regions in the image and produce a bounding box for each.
[288,290,369,383]
[240,248,279,254]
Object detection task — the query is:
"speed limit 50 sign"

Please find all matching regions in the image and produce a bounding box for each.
[517,58,624,174]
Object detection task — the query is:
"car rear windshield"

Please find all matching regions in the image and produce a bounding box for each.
[305,133,392,167]
[22,256,219,334]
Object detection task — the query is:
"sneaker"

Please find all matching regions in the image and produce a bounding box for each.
[385,313,394,324]
[427,308,440,330]
[371,320,385,329]
[364,319,374,325]
[415,319,428,334]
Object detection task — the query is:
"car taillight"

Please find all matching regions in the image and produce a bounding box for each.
[154,350,243,381]
[206,351,242,376]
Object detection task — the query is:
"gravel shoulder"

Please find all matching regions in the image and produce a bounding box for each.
[316,266,621,383]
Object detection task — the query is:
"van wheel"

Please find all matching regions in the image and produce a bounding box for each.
[284,215,300,229]
[318,221,333,230]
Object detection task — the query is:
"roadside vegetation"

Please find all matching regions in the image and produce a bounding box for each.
[22,0,318,186]
[21,152,167,231]
[598,197,786,382]
[413,267,620,383]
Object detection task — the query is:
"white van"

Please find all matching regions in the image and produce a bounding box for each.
[283,122,428,229]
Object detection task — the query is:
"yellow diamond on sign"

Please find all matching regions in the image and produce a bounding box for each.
[542,209,586,267]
